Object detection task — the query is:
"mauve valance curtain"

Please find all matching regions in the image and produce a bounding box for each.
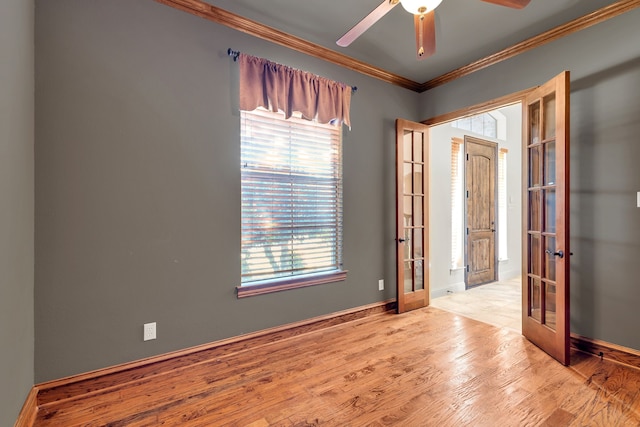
[239,53,352,128]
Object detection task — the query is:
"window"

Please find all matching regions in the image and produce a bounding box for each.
[452,113,497,139]
[498,148,508,260]
[450,138,464,270]
[239,108,345,297]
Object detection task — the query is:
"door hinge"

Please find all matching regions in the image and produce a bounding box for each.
[466,265,469,272]
[466,190,469,198]
[466,153,469,161]
[466,227,469,235]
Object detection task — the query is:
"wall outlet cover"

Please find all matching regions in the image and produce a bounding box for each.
[143,322,156,341]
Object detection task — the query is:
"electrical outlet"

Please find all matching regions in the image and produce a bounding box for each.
[143,322,156,341]
[378,279,384,291]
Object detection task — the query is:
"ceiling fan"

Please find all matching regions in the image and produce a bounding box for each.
[337,0,531,60]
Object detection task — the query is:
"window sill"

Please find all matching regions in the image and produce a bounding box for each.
[236,270,348,298]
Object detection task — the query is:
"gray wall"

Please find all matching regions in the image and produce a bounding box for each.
[32,0,640,386]
[0,0,35,424]
[34,0,419,382]
[421,8,640,351]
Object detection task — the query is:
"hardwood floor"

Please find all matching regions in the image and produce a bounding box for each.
[430,277,522,333]
[34,306,640,426]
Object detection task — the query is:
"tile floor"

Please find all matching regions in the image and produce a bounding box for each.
[430,276,522,333]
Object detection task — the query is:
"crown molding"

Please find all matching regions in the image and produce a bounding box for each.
[154,0,423,92]
[420,0,640,91]
[155,0,640,93]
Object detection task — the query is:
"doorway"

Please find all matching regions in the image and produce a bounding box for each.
[429,104,522,296]
[429,103,523,331]
[398,71,570,365]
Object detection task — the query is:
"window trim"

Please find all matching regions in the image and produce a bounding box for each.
[237,270,348,298]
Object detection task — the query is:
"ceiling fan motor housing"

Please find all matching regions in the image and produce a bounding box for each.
[399,0,443,15]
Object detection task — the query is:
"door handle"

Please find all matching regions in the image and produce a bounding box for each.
[398,238,406,243]
[545,249,564,258]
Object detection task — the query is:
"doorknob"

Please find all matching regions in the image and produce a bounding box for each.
[545,249,564,258]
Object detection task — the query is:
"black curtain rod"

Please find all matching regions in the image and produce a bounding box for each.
[227,48,357,93]
[227,48,241,61]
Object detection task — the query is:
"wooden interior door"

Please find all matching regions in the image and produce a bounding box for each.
[523,71,570,365]
[396,119,429,313]
[465,136,498,288]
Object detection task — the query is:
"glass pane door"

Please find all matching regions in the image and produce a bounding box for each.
[523,71,570,366]
[396,119,429,313]
[527,94,557,330]
[402,130,426,293]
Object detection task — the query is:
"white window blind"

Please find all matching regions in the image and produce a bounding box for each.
[241,108,343,285]
[498,148,508,260]
[450,138,464,269]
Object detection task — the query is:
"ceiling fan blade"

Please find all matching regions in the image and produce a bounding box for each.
[480,0,531,9]
[414,10,435,60]
[337,0,399,47]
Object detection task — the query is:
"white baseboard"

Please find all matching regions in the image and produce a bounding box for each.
[431,282,466,299]
[498,258,521,282]
[498,268,521,281]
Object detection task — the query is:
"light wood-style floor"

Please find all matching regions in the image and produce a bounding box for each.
[34,305,640,426]
[430,276,522,333]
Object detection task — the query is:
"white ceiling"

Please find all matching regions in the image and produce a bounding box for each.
[205,0,621,83]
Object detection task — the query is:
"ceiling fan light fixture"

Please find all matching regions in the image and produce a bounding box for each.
[399,0,442,15]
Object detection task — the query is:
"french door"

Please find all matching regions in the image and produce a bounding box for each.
[523,71,571,365]
[396,119,429,313]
